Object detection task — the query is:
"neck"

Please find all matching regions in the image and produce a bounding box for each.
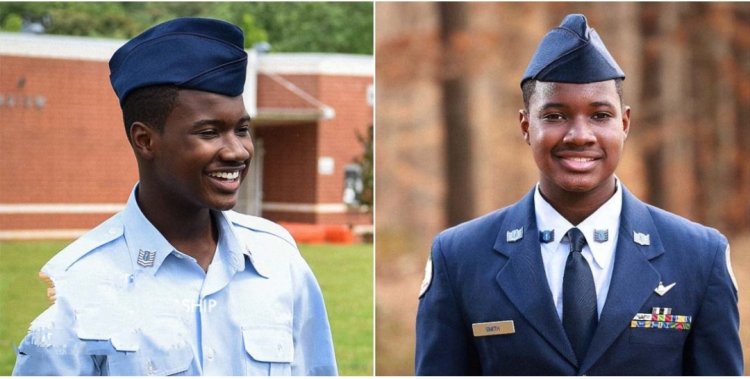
[539,177,617,225]
[136,183,218,272]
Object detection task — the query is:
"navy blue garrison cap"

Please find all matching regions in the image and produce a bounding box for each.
[109,17,247,105]
[521,14,624,86]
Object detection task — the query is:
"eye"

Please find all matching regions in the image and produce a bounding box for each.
[235,125,251,136]
[541,113,565,122]
[196,129,219,138]
[592,112,613,121]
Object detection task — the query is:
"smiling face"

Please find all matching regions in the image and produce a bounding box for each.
[146,89,253,211]
[520,80,630,202]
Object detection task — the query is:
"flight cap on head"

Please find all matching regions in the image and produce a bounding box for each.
[521,14,624,87]
[109,17,248,106]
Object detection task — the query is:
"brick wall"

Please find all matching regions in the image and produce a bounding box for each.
[254,74,372,226]
[255,123,318,203]
[0,52,373,238]
[317,76,372,205]
[0,55,137,203]
[0,55,137,232]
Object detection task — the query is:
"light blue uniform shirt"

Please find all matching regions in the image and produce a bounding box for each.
[13,186,337,375]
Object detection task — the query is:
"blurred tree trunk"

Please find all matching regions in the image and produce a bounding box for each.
[440,2,476,225]
[736,6,750,233]
[640,4,666,206]
[658,2,697,219]
[707,4,737,230]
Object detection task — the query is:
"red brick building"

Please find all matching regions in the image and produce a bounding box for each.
[0,32,372,240]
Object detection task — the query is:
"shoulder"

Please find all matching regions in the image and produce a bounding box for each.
[434,204,514,254]
[645,203,727,250]
[225,211,297,249]
[225,212,318,285]
[42,213,125,278]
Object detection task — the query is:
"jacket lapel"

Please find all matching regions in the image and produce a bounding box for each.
[580,186,664,373]
[493,189,578,367]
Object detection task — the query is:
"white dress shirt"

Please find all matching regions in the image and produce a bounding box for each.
[534,179,623,320]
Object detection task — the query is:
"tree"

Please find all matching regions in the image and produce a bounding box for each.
[0,2,373,54]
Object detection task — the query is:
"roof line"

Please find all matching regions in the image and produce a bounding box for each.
[0,32,372,77]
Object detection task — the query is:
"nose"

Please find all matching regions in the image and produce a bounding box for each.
[563,117,596,146]
[219,134,252,162]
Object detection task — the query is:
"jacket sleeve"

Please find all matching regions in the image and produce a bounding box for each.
[683,241,743,375]
[415,236,480,375]
[290,254,338,376]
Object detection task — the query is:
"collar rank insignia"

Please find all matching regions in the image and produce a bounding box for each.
[631,307,691,331]
[633,231,650,246]
[654,281,676,296]
[506,227,523,243]
[539,230,554,243]
[137,249,156,267]
[593,229,609,243]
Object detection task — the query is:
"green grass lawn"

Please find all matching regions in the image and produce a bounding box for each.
[301,244,373,375]
[0,241,373,375]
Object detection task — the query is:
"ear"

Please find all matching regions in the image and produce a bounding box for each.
[621,105,631,139]
[130,122,157,160]
[519,109,530,145]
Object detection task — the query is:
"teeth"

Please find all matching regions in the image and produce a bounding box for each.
[208,171,239,180]
[568,157,593,162]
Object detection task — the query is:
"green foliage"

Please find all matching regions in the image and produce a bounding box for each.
[242,2,373,54]
[1,14,22,31]
[240,13,268,48]
[0,241,373,375]
[0,2,372,54]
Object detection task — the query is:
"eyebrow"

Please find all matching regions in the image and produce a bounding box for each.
[539,101,616,111]
[590,101,616,108]
[192,115,252,128]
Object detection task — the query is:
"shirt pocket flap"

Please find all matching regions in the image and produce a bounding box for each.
[76,326,140,353]
[107,344,193,375]
[76,325,110,341]
[110,332,139,352]
[242,325,294,363]
[149,346,193,375]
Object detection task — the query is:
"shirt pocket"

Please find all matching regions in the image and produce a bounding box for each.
[106,341,193,376]
[77,327,193,375]
[242,324,294,375]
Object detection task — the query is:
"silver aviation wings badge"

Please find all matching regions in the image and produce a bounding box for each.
[654,281,676,296]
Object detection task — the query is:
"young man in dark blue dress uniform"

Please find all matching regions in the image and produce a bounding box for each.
[415,14,742,375]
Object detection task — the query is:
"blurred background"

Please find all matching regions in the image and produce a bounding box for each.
[376,2,750,375]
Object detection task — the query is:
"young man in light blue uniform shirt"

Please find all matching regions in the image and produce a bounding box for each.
[13,17,337,375]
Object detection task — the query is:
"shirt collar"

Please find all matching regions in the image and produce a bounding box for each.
[213,208,251,273]
[534,178,623,269]
[122,184,249,275]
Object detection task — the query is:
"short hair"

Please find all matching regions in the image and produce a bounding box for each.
[522,78,624,111]
[121,85,181,140]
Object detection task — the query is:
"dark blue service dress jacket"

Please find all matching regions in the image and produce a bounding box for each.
[416,186,742,375]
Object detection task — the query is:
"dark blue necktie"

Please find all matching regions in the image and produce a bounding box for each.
[563,227,597,364]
